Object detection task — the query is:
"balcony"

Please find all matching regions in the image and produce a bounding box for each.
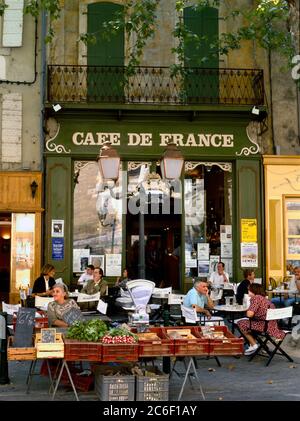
[47,65,264,106]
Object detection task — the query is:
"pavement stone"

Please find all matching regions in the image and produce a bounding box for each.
[1,337,299,402]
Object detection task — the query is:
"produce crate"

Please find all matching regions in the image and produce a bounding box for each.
[164,326,209,356]
[35,332,64,359]
[7,336,36,361]
[207,326,244,356]
[102,343,139,362]
[94,366,135,401]
[13,311,48,331]
[63,338,102,361]
[136,368,169,401]
[135,327,174,357]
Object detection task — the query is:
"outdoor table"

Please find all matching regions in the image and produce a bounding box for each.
[267,289,300,304]
[214,304,248,333]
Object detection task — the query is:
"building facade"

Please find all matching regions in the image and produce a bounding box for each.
[43,0,280,292]
[0,2,43,303]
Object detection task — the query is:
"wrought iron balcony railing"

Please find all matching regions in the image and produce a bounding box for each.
[47,65,264,106]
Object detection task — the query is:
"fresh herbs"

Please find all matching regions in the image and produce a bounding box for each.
[66,319,108,342]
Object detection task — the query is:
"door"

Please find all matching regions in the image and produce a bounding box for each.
[0,213,11,303]
[87,2,125,101]
[183,6,219,102]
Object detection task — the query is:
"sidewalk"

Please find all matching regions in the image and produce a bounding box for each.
[1,337,299,401]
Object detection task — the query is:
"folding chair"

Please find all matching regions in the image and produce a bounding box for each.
[248,306,293,366]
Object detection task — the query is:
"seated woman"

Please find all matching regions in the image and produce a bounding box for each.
[115,268,131,290]
[47,283,82,327]
[237,283,285,355]
[32,264,56,297]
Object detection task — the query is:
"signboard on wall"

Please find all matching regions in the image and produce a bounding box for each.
[52,238,64,260]
[241,219,257,243]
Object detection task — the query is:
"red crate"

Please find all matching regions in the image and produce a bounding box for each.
[163,326,209,356]
[13,311,48,331]
[207,326,244,356]
[134,327,174,357]
[102,343,139,362]
[63,338,102,361]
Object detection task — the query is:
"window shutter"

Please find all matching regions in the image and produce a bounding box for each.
[2,0,24,47]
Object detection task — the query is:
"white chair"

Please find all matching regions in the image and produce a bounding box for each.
[1,302,21,315]
[181,305,224,326]
[34,296,54,310]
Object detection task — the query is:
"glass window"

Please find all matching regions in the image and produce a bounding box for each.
[184,163,232,280]
[11,213,35,290]
[285,197,300,274]
[73,161,123,274]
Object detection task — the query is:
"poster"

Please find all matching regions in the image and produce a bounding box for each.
[198,261,210,277]
[185,251,197,268]
[51,219,64,238]
[52,238,64,260]
[220,225,232,243]
[105,253,122,276]
[221,242,232,258]
[209,255,220,274]
[197,243,209,260]
[241,242,258,267]
[73,249,90,272]
[222,258,233,277]
[89,254,105,270]
[241,219,257,242]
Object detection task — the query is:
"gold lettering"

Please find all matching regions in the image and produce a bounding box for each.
[140,133,152,146]
[210,134,222,147]
[222,134,234,147]
[159,134,172,146]
[128,133,141,146]
[83,132,96,145]
[197,134,211,147]
[72,132,84,145]
[185,133,197,147]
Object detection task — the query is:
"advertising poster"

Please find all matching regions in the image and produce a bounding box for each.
[209,255,220,274]
[241,242,258,267]
[241,219,257,242]
[52,238,64,260]
[198,261,210,277]
[221,242,232,258]
[220,225,232,243]
[106,253,122,276]
[197,243,209,260]
[51,219,64,238]
[73,249,90,272]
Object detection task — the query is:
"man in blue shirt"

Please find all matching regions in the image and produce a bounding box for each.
[183,279,214,318]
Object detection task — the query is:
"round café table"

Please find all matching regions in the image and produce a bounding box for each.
[214,304,248,333]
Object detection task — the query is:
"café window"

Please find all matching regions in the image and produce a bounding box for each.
[284,196,300,274]
[73,161,123,274]
[184,162,232,280]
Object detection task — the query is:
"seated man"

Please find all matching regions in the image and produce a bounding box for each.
[183,279,214,319]
[236,269,255,305]
[77,264,94,287]
[208,262,229,288]
[271,266,300,308]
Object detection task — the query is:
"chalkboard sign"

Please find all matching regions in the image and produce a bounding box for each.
[41,328,56,343]
[62,307,83,326]
[13,307,35,348]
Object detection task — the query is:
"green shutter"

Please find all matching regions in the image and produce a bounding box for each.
[87,2,125,101]
[183,6,219,102]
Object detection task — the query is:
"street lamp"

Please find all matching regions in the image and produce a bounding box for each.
[97,141,120,182]
[160,142,184,180]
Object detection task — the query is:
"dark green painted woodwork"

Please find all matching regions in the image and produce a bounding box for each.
[87,2,125,100]
[235,160,262,282]
[47,114,252,159]
[183,6,219,101]
[45,157,73,287]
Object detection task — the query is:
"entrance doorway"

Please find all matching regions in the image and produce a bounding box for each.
[0,213,11,303]
[126,211,181,289]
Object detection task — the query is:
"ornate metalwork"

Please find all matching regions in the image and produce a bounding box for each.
[236,121,260,156]
[128,161,152,171]
[185,161,232,172]
[48,65,264,105]
[45,123,71,154]
[74,161,94,172]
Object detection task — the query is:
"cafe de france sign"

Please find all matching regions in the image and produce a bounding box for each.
[45,118,260,157]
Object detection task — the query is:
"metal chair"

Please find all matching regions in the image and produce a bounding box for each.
[247,306,293,366]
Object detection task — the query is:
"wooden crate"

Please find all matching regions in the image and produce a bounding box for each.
[134,327,174,357]
[207,326,244,356]
[164,326,209,356]
[7,336,36,361]
[35,332,64,359]
[63,338,102,361]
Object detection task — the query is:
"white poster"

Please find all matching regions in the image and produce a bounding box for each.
[209,255,220,274]
[89,255,105,271]
[185,251,197,268]
[197,243,209,260]
[73,249,90,272]
[221,242,232,258]
[198,261,210,277]
[220,225,232,243]
[105,253,122,276]
[222,258,233,277]
[51,219,64,238]
[241,242,258,267]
